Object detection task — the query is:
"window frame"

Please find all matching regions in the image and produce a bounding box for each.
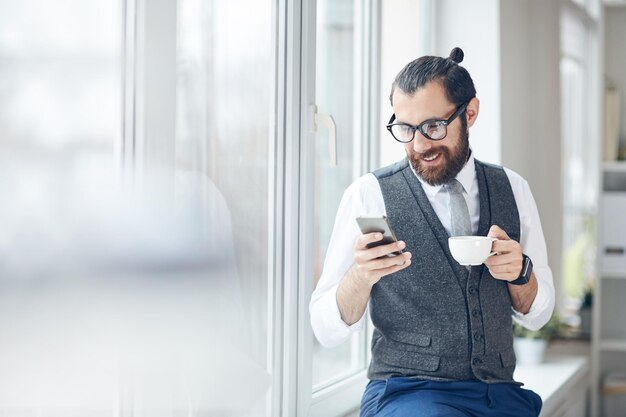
[296,1,382,416]
[128,0,385,415]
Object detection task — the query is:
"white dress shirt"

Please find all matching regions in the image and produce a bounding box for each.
[309,154,555,348]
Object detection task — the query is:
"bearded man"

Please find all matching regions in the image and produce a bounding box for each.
[309,48,555,417]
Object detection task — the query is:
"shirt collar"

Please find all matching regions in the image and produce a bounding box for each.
[411,150,476,197]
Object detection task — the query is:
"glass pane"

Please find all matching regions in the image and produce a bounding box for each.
[312,0,367,389]
[0,1,125,415]
[0,1,121,153]
[176,0,273,414]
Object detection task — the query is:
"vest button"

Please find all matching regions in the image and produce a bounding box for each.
[474,333,483,341]
[469,287,477,294]
[472,309,480,317]
[472,358,482,365]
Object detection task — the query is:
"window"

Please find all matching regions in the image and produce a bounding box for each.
[176,0,273,415]
[0,1,425,415]
[312,0,368,390]
[307,1,432,415]
[0,1,122,154]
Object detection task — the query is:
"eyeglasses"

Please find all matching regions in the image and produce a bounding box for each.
[386,101,469,143]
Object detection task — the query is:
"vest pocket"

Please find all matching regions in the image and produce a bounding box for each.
[385,330,431,347]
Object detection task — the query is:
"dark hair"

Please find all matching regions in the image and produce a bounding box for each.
[389,47,476,106]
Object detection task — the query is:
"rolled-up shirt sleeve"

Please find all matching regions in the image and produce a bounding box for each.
[309,174,385,348]
[506,169,556,330]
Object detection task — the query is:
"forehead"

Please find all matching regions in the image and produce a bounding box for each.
[392,81,454,124]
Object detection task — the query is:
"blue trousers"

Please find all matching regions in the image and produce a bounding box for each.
[360,378,542,417]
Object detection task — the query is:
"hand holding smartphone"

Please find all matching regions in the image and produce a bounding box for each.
[356,215,403,256]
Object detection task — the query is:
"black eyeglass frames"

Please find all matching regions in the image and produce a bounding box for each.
[386,100,470,143]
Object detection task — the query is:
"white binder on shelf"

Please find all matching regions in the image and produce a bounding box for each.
[602,192,626,275]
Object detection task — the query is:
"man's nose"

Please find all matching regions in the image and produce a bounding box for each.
[411,132,433,153]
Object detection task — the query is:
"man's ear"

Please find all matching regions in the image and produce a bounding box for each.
[465,97,480,128]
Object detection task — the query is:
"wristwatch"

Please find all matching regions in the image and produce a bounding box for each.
[509,254,532,285]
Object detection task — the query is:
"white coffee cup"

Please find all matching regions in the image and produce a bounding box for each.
[448,236,497,266]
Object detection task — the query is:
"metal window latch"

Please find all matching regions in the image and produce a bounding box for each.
[310,105,337,166]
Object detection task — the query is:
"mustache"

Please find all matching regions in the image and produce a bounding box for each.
[415,147,450,159]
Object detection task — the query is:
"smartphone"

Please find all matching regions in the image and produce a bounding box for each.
[356,215,403,256]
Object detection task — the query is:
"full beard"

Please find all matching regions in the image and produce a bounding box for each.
[407,128,470,186]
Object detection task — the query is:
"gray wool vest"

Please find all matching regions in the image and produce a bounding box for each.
[368,158,521,384]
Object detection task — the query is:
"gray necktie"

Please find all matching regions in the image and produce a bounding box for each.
[445,179,471,237]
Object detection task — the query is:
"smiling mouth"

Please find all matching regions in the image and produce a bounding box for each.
[422,153,441,162]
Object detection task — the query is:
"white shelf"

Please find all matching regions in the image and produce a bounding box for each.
[605,0,626,8]
[602,271,626,279]
[600,339,626,352]
[603,161,626,173]
[514,356,588,417]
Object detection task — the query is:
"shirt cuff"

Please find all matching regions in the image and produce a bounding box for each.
[511,273,554,330]
[314,283,367,347]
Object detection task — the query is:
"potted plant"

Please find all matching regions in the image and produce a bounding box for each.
[513,314,563,365]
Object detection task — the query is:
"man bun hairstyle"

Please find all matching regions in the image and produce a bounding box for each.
[389,47,476,107]
[448,47,464,64]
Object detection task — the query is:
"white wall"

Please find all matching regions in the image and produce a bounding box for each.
[500,0,562,298]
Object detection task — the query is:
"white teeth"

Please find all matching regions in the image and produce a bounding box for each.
[423,153,439,161]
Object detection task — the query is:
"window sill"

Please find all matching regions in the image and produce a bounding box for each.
[514,354,589,417]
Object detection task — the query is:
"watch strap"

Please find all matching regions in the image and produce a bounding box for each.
[509,254,532,285]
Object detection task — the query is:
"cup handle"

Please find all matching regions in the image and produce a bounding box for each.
[488,237,499,257]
